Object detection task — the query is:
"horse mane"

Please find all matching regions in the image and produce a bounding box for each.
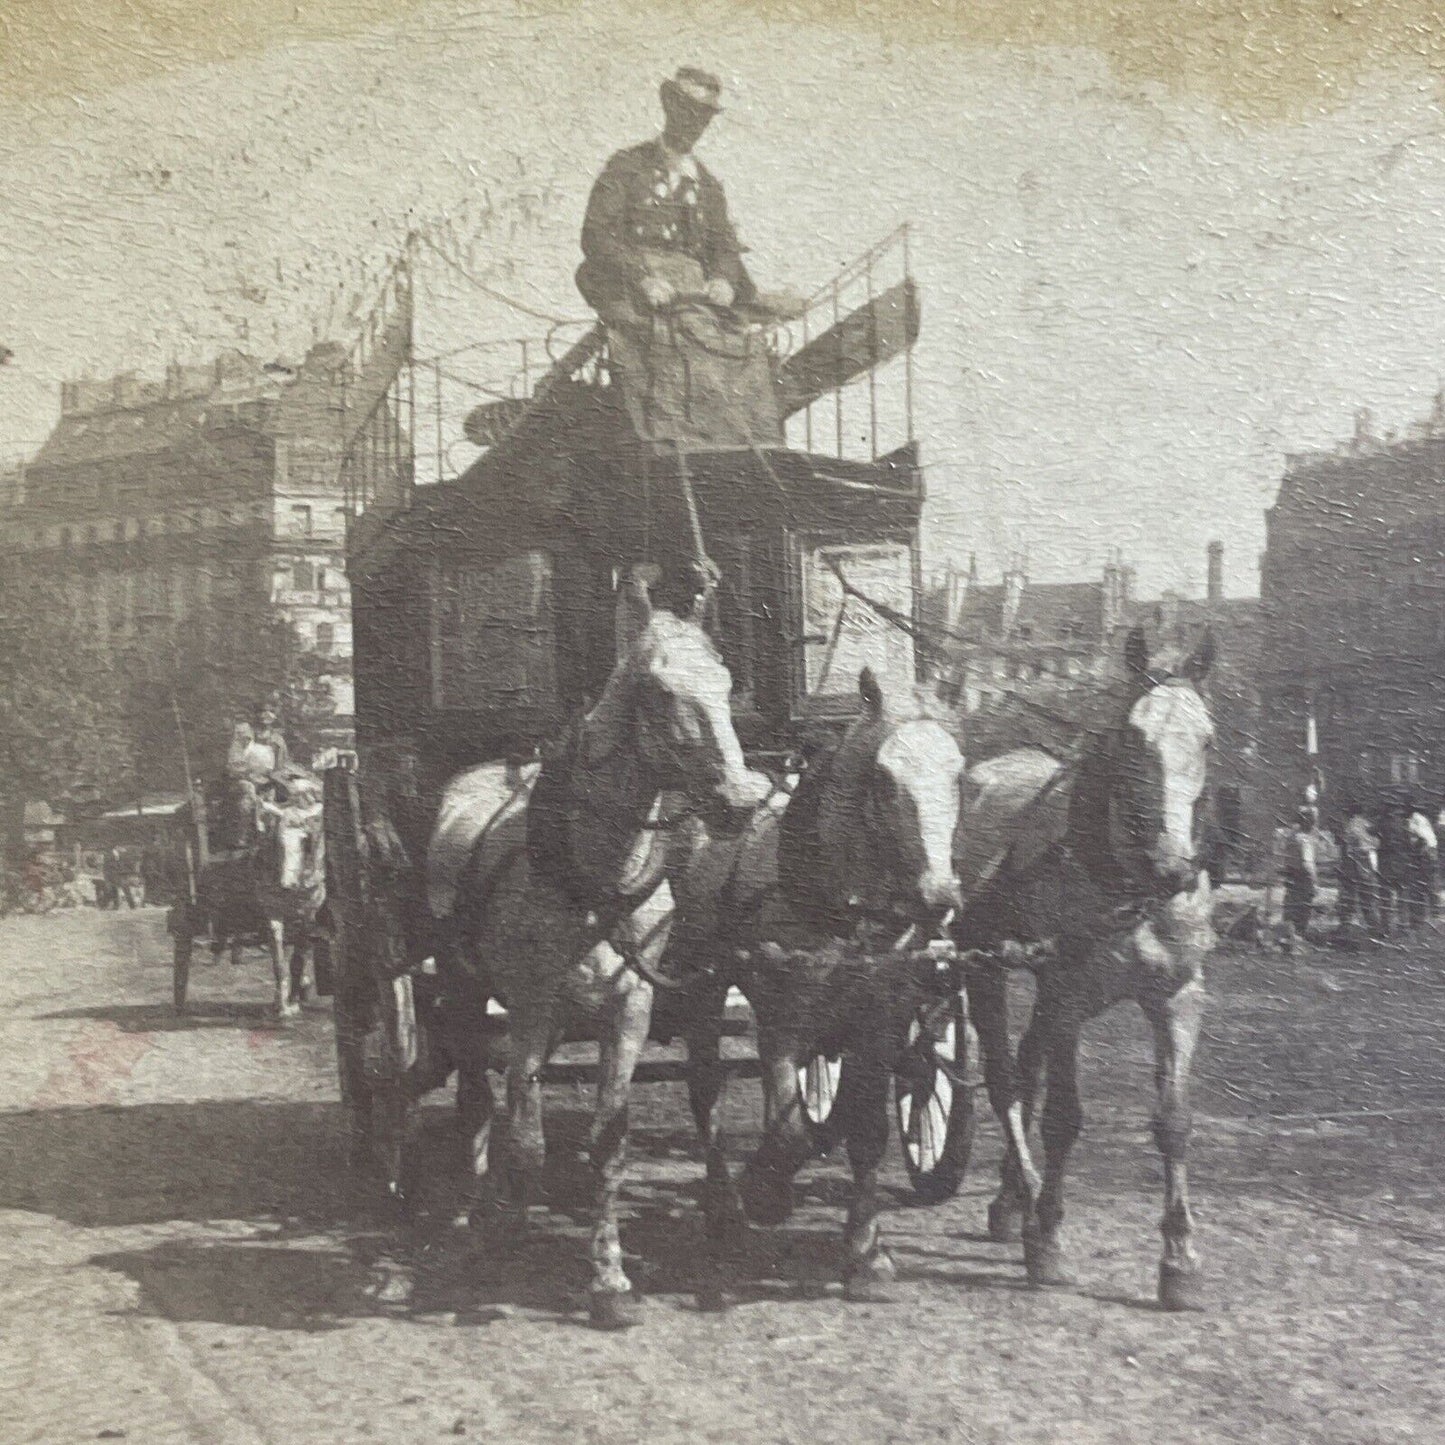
[957,673,1149,766]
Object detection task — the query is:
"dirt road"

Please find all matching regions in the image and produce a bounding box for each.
[2,905,1443,1443]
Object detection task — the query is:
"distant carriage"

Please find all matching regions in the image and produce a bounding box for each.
[324,230,975,1212]
[168,776,330,1018]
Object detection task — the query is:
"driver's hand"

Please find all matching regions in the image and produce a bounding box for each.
[703,277,735,308]
[639,276,676,309]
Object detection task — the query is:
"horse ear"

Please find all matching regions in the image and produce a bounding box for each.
[858,665,884,716]
[1183,627,1217,683]
[615,564,657,659]
[1123,625,1150,683]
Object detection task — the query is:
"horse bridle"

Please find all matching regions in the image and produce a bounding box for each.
[1068,676,1201,906]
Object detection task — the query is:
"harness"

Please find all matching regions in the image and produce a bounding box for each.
[523,712,704,993]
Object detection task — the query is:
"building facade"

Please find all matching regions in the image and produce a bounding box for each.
[1260,403,1445,831]
[0,345,356,781]
[930,543,1264,872]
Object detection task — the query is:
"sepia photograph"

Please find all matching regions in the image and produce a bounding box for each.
[2,2,1444,1439]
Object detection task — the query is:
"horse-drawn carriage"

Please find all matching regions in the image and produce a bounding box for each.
[324,230,1221,1320]
[167,773,329,1018]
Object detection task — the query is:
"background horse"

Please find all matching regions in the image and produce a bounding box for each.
[430,570,770,1328]
[954,625,1217,1310]
[669,667,964,1300]
[177,779,326,1018]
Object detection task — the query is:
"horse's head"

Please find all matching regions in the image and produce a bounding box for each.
[611,569,772,819]
[833,667,966,920]
[258,795,325,894]
[1103,626,1216,898]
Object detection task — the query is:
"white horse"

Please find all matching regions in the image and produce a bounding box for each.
[176,781,325,1019]
[956,627,1219,1310]
[427,570,770,1328]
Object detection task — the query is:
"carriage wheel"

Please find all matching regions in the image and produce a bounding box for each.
[895,993,974,1202]
[312,932,335,998]
[798,1051,843,1148]
[172,933,193,1015]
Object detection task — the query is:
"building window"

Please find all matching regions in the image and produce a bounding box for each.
[1390,752,1421,785]
[292,560,316,592]
[315,622,334,655]
[290,504,313,536]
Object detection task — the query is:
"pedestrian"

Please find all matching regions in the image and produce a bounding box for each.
[1405,804,1438,931]
[1376,807,1411,938]
[1281,805,1321,948]
[1338,805,1380,933]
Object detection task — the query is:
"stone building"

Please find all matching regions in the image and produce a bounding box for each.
[1260,401,1445,831]
[0,344,356,773]
[931,542,1264,873]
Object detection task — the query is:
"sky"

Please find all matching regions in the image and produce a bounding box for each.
[6,0,1445,597]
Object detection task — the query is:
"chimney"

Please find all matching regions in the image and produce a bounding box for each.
[1002,555,1027,637]
[1157,590,1181,639]
[942,564,965,631]
[1207,540,1224,603]
[112,372,141,408]
[1102,559,1121,634]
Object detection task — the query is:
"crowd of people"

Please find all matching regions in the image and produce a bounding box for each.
[1277,799,1442,947]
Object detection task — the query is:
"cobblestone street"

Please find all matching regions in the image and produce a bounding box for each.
[2,905,1444,1443]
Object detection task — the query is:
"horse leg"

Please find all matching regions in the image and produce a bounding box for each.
[685,977,746,1249]
[840,1052,897,1303]
[588,981,652,1329]
[491,1002,553,1238]
[970,970,1042,1244]
[291,933,315,1005]
[1142,976,1208,1311]
[1022,991,1086,1288]
[455,1055,496,1225]
[268,918,299,1017]
[739,1032,813,1227]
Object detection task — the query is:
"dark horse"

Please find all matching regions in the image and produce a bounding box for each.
[954,625,1218,1310]
[668,668,965,1299]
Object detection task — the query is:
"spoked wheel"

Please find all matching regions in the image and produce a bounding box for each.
[799,1051,843,1150]
[895,993,975,1202]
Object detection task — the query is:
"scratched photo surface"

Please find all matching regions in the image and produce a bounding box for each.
[2,4,1444,1441]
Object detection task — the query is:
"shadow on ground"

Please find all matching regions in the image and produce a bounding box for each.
[37,1000,293,1034]
[1,1095,1039,1331]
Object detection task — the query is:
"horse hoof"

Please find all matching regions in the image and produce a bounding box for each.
[275,1000,301,1020]
[843,1253,898,1304]
[694,1280,734,1313]
[705,1196,751,1252]
[589,1288,645,1331]
[987,1197,1023,1243]
[1158,1263,1208,1313]
[739,1166,795,1227]
[1024,1238,1077,1289]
